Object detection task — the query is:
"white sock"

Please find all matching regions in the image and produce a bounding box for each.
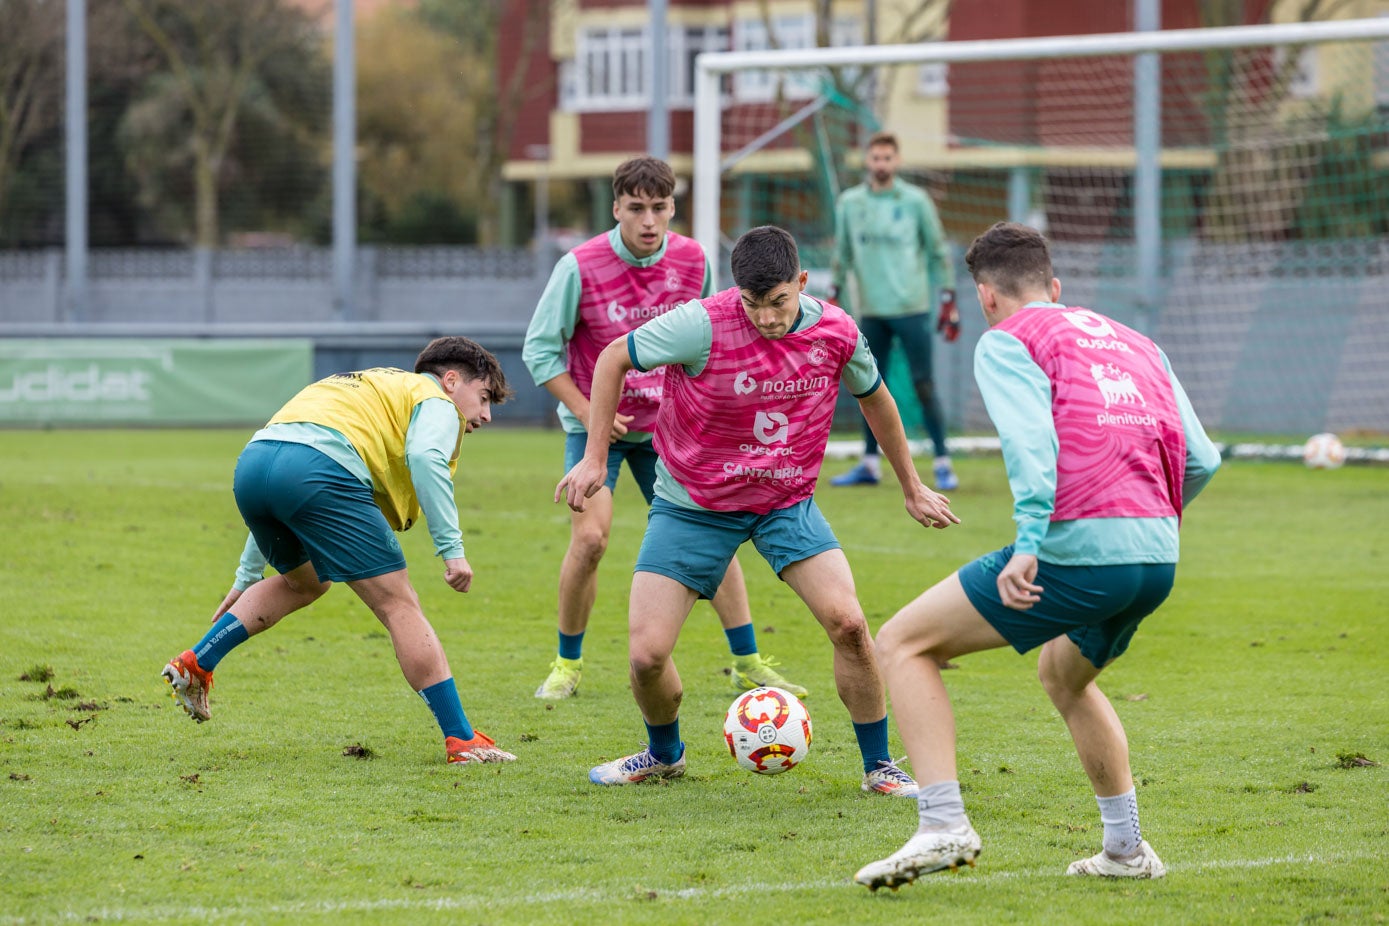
[862,454,881,477]
[1096,788,1142,858]
[916,780,966,830]
[933,455,953,469]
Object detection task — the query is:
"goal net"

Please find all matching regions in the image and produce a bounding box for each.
[693,19,1389,441]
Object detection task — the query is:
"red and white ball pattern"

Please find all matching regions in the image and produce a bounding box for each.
[724,686,812,775]
[1302,432,1346,470]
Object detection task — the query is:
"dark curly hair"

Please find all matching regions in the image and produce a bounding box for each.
[414,336,514,403]
[964,222,1054,298]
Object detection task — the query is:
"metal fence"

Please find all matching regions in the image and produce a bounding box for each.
[3,239,1388,435]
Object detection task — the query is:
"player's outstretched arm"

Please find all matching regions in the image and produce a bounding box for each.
[857,386,959,529]
[555,338,635,511]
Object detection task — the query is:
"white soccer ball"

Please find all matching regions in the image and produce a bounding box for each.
[724,686,812,775]
[1302,432,1346,470]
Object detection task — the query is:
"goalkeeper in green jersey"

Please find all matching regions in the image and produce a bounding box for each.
[829,131,960,492]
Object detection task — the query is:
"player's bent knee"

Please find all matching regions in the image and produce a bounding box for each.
[1037,651,1093,703]
[568,528,610,564]
[283,574,331,600]
[628,646,670,679]
[823,614,872,653]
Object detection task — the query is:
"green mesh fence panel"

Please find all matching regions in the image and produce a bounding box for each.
[712,34,1389,437]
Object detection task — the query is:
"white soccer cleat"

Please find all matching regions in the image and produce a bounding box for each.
[854,823,982,891]
[1066,841,1166,879]
[588,747,686,785]
[862,758,920,797]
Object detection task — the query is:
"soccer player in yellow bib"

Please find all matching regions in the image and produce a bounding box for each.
[161,337,518,766]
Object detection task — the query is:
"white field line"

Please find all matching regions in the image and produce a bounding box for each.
[8,849,1383,924]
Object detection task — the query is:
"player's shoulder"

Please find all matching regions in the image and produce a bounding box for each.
[663,230,707,258]
[569,229,615,260]
[896,179,930,204]
[839,183,871,203]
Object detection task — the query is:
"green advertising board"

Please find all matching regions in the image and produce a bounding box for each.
[0,339,313,426]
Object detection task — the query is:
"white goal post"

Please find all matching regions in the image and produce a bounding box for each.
[693,16,1389,291]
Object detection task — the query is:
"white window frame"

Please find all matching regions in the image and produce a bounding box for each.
[1274,44,1319,100]
[564,24,734,112]
[670,25,731,107]
[567,26,649,112]
[916,61,949,98]
[732,15,862,103]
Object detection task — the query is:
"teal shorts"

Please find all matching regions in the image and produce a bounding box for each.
[958,545,1175,669]
[233,440,406,583]
[635,496,840,599]
[564,432,658,504]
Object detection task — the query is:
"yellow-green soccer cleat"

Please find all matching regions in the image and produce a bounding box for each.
[534,656,583,700]
[730,653,808,699]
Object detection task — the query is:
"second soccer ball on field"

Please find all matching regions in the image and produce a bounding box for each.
[1302,432,1346,470]
[724,686,812,775]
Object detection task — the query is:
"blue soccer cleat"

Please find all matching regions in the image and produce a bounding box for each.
[831,462,880,487]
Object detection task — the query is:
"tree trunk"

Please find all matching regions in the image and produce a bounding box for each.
[193,140,219,248]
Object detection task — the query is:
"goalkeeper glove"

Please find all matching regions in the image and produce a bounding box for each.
[936,288,961,342]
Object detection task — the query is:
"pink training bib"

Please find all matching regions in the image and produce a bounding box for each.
[995,305,1186,521]
[569,232,707,433]
[656,289,860,513]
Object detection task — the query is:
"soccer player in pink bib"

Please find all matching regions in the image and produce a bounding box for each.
[558,225,959,795]
[524,157,807,702]
[854,223,1221,889]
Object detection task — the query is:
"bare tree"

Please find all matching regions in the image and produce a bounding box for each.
[417,0,551,246]
[0,0,63,227]
[1199,0,1358,242]
[474,0,550,246]
[121,0,324,247]
[752,0,953,235]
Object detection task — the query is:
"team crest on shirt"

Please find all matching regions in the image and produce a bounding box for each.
[807,339,829,365]
[1091,362,1147,409]
[665,269,682,291]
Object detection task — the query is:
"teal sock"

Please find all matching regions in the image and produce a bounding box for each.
[724,624,757,657]
[418,678,473,741]
[852,717,891,773]
[558,630,584,661]
[192,612,248,671]
[644,719,684,765]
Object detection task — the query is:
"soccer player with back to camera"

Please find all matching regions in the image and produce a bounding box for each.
[161,337,519,767]
[523,156,807,702]
[829,131,961,492]
[854,223,1221,889]
[558,225,959,795]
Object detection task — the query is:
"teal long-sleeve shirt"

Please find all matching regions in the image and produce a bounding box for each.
[233,376,466,590]
[522,227,714,435]
[974,303,1221,565]
[832,178,954,318]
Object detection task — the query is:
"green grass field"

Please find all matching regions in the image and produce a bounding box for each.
[1,428,1385,925]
